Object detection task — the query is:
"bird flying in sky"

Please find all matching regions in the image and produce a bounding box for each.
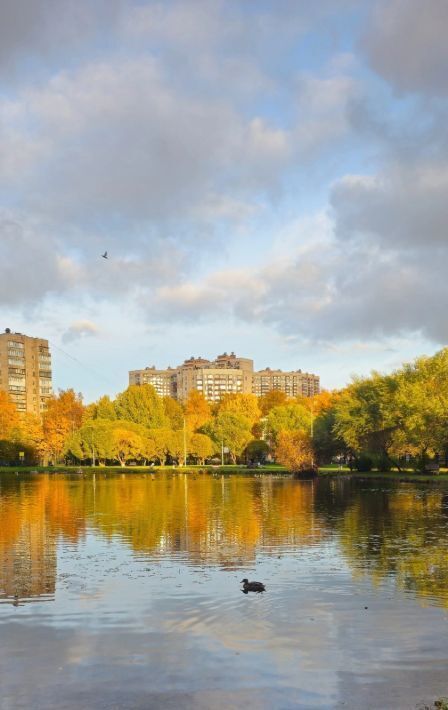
[102,251,108,259]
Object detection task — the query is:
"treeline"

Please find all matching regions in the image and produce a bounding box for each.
[1,347,448,471]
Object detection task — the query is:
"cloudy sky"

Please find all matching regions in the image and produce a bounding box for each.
[1,0,447,401]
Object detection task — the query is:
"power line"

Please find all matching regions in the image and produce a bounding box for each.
[49,340,118,390]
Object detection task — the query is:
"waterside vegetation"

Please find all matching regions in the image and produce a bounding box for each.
[1,348,448,476]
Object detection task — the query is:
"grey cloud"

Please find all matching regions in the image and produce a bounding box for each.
[0,214,69,304]
[363,0,448,94]
[331,164,448,248]
[62,320,99,344]
[0,0,125,73]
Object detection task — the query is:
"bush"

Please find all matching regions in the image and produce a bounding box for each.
[374,454,392,472]
[355,455,373,472]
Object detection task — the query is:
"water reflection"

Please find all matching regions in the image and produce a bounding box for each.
[1,473,448,608]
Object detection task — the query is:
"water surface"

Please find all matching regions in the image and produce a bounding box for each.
[1,473,447,709]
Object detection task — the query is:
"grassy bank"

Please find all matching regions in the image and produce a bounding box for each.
[2,463,448,483]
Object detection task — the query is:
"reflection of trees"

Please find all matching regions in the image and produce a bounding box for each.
[337,485,448,606]
[0,474,327,599]
[2,475,447,608]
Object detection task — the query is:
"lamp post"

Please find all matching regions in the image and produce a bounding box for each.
[183,417,187,467]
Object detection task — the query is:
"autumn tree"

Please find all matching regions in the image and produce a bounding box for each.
[184,390,211,432]
[275,430,314,474]
[43,389,84,463]
[163,396,184,430]
[111,425,145,467]
[259,390,288,416]
[189,433,214,464]
[0,391,20,440]
[19,413,46,464]
[216,393,261,427]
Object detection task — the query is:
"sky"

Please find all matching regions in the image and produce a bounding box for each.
[1,0,447,402]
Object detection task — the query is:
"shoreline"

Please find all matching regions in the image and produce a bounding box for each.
[2,464,448,483]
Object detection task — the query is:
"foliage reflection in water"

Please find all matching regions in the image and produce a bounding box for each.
[1,473,448,709]
[0,473,448,606]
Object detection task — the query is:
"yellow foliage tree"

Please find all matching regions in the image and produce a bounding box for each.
[0,391,20,440]
[184,390,211,432]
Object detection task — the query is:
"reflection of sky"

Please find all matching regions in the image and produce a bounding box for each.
[2,475,448,709]
[2,527,448,709]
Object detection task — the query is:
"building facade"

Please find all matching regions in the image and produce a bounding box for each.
[129,366,176,398]
[129,352,320,402]
[252,368,320,398]
[0,329,52,415]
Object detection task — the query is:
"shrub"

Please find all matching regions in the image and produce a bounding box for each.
[355,455,373,472]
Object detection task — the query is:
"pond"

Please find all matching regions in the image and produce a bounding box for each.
[1,473,447,709]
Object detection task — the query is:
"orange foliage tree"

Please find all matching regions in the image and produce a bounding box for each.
[43,389,84,463]
[274,430,314,474]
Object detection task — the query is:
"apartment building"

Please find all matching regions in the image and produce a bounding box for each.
[129,366,176,398]
[252,368,320,398]
[129,352,320,402]
[176,354,253,402]
[0,329,52,415]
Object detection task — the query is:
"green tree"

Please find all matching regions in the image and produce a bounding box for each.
[266,403,311,442]
[114,385,168,429]
[205,412,253,464]
[333,373,402,468]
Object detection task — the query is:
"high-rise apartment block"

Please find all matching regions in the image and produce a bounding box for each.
[0,329,53,415]
[129,352,319,402]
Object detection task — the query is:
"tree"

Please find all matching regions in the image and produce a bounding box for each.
[19,413,46,464]
[259,390,288,416]
[266,403,312,443]
[275,430,314,474]
[391,349,448,466]
[189,433,214,464]
[0,391,20,440]
[205,412,253,464]
[333,373,402,467]
[216,393,261,426]
[43,389,84,463]
[245,439,269,463]
[67,419,117,464]
[163,396,184,430]
[148,428,175,465]
[114,385,167,429]
[86,395,117,421]
[184,390,211,432]
[111,426,145,467]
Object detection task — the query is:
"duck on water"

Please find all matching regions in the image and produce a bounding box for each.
[241,578,266,593]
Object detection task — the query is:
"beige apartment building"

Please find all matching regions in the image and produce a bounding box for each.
[129,366,176,398]
[252,368,320,398]
[0,329,52,415]
[129,352,320,402]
